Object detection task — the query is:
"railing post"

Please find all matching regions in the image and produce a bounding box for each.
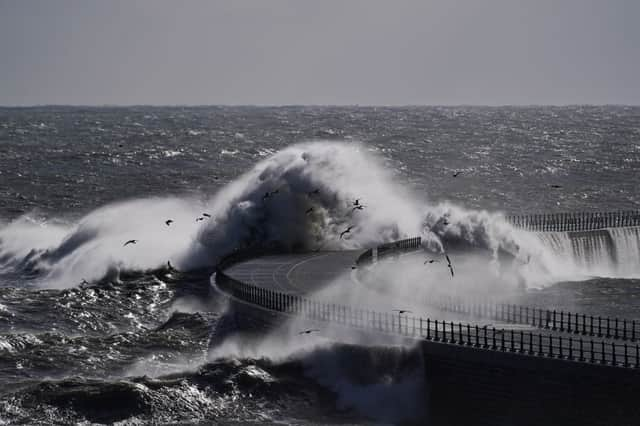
[612,342,616,366]
[606,317,611,338]
[435,320,439,341]
[579,338,584,362]
[590,340,595,363]
[538,334,543,356]
[615,318,619,339]
[427,318,431,339]
[568,337,573,360]
[598,316,602,337]
[552,310,557,330]
[492,328,497,350]
[549,336,553,358]
[624,344,629,368]
[601,341,606,364]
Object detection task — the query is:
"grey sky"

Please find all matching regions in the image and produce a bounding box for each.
[1,0,639,106]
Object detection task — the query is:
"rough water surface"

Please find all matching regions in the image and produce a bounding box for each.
[0,106,638,424]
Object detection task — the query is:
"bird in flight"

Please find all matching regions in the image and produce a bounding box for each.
[340,226,354,239]
[263,189,280,201]
[123,239,137,247]
[445,254,454,277]
[352,205,365,212]
[305,207,314,214]
[202,213,211,218]
[353,199,362,206]
[298,329,320,335]
[392,309,412,314]
[452,171,462,177]
[165,219,174,226]
[424,259,439,264]
[196,217,205,222]
[549,184,562,189]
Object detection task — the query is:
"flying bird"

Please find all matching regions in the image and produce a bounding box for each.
[424,259,439,264]
[305,207,314,214]
[165,219,174,226]
[262,189,280,201]
[340,226,354,239]
[352,205,365,212]
[353,199,361,206]
[549,184,562,189]
[445,254,454,278]
[123,239,137,247]
[196,217,205,222]
[452,171,462,177]
[392,309,412,314]
[298,329,320,335]
[202,213,211,218]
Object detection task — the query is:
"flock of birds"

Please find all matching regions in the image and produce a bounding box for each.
[116,171,481,336]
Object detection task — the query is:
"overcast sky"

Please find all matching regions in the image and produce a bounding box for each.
[1,0,639,106]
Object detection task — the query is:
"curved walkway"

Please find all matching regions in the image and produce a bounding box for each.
[223,250,363,295]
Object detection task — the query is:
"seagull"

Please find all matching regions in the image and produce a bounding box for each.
[196,217,205,222]
[202,213,211,218]
[123,239,137,247]
[392,309,412,314]
[167,260,177,272]
[165,219,174,226]
[305,207,314,214]
[352,205,365,212]
[307,189,320,196]
[445,254,454,277]
[340,226,354,239]
[452,171,462,177]
[549,184,562,189]
[351,265,357,270]
[424,259,439,264]
[262,189,279,201]
[353,199,362,206]
[298,329,320,335]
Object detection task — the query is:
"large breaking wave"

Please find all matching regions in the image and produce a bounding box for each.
[0,141,638,289]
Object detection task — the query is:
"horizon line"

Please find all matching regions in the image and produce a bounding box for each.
[1,103,639,108]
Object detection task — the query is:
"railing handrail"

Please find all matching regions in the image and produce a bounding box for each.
[214,239,639,370]
[505,210,640,232]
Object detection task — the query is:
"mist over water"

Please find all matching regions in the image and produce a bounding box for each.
[0,106,638,424]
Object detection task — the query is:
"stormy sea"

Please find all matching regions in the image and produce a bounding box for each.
[0,105,639,425]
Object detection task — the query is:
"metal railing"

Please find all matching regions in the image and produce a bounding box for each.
[357,239,639,343]
[430,295,638,342]
[215,268,640,368]
[377,237,422,260]
[214,243,640,369]
[505,210,640,232]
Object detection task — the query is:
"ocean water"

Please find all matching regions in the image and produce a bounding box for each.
[0,105,639,424]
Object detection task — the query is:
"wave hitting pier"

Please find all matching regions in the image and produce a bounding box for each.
[212,212,640,426]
